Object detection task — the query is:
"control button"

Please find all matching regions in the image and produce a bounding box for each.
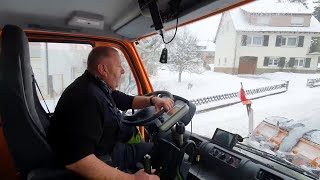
[227,157,234,164]
[218,153,226,160]
[213,149,219,156]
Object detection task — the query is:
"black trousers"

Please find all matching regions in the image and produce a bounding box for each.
[110,142,154,172]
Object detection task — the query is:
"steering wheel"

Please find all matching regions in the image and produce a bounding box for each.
[121,91,173,126]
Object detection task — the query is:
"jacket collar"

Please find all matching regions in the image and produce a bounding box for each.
[84,70,112,95]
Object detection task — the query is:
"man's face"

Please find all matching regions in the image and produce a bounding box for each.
[100,51,125,90]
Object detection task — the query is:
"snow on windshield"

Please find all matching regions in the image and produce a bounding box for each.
[137,0,320,177]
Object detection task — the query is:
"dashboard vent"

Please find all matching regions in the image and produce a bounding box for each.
[257,169,283,180]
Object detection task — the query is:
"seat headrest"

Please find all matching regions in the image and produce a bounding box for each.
[0,25,32,84]
[1,25,29,55]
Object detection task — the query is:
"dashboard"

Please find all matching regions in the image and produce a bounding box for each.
[186,134,315,180]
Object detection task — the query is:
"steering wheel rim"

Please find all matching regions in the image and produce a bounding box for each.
[121,91,173,126]
[144,90,174,99]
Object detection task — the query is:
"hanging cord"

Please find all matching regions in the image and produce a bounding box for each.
[32,75,52,117]
[160,0,181,44]
[190,118,193,137]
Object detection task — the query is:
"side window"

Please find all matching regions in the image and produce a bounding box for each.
[116,49,138,96]
[30,43,138,112]
[29,42,92,112]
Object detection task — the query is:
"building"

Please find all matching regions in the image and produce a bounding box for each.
[214,0,320,74]
[30,42,91,100]
[196,40,215,70]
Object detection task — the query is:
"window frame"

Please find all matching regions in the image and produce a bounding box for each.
[293,57,305,67]
[291,16,304,27]
[246,35,263,46]
[256,16,270,25]
[268,57,280,66]
[281,36,298,47]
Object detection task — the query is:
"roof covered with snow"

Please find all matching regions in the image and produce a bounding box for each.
[229,8,320,33]
[197,40,216,52]
[241,0,313,15]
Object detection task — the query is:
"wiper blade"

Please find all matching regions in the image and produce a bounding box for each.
[235,143,318,179]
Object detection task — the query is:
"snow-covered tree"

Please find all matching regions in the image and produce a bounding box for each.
[166,28,204,82]
[278,0,308,8]
[310,37,320,53]
[288,0,306,3]
[136,36,163,76]
[314,0,320,22]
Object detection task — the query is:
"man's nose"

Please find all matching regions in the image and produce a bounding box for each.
[121,67,125,74]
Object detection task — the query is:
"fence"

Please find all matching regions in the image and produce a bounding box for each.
[306,78,320,88]
[190,81,289,114]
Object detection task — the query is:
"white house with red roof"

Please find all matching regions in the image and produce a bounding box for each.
[214,0,320,74]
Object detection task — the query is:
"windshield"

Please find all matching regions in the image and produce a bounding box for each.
[136,0,320,178]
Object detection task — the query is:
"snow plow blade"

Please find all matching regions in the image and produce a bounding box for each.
[253,120,320,168]
[254,121,288,151]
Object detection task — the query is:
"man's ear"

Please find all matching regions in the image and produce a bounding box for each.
[97,64,109,76]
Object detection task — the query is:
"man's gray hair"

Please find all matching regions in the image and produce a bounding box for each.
[87,46,117,71]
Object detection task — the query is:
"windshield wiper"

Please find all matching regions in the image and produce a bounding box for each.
[235,143,318,179]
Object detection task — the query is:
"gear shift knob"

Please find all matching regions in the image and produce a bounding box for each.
[176,122,185,146]
[144,154,151,174]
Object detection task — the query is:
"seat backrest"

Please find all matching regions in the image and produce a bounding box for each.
[0,25,55,177]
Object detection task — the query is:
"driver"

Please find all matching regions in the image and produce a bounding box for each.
[48,46,174,180]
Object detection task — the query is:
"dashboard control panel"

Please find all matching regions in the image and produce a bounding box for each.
[209,147,241,168]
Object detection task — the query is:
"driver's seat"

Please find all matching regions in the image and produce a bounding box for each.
[0,25,80,179]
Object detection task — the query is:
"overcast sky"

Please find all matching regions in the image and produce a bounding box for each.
[186,0,318,42]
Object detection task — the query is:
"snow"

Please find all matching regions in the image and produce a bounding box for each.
[278,126,313,152]
[229,8,320,33]
[227,1,320,33]
[150,69,320,177]
[150,70,320,143]
[241,0,313,15]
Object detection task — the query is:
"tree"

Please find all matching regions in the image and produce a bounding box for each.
[314,0,320,22]
[278,0,308,8]
[136,36,163,76]
[310,37,320,53]
[278,58,286,71]
[288,0,306,3]
[166,28,204,82]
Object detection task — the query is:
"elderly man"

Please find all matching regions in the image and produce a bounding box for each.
[48,46,174,180]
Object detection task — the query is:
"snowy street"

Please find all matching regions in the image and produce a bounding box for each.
[151,70,320,142]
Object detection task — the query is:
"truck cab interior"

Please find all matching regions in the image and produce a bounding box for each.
[0,0,318,180]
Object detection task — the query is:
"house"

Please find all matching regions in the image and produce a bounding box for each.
[30,42,90,99]
[214,0,320,74]
[196,40,215,69]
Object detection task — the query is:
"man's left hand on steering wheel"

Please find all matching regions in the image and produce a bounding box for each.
[152,97,174,113]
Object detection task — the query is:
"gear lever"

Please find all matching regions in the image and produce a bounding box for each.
[176,122,185,147]
[144,154,152,174]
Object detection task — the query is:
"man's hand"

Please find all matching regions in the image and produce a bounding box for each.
[152,97,174,112]
[132,96,174,111]
[133,169,159,180]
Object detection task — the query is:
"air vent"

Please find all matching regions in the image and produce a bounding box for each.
[256,169,283,180]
